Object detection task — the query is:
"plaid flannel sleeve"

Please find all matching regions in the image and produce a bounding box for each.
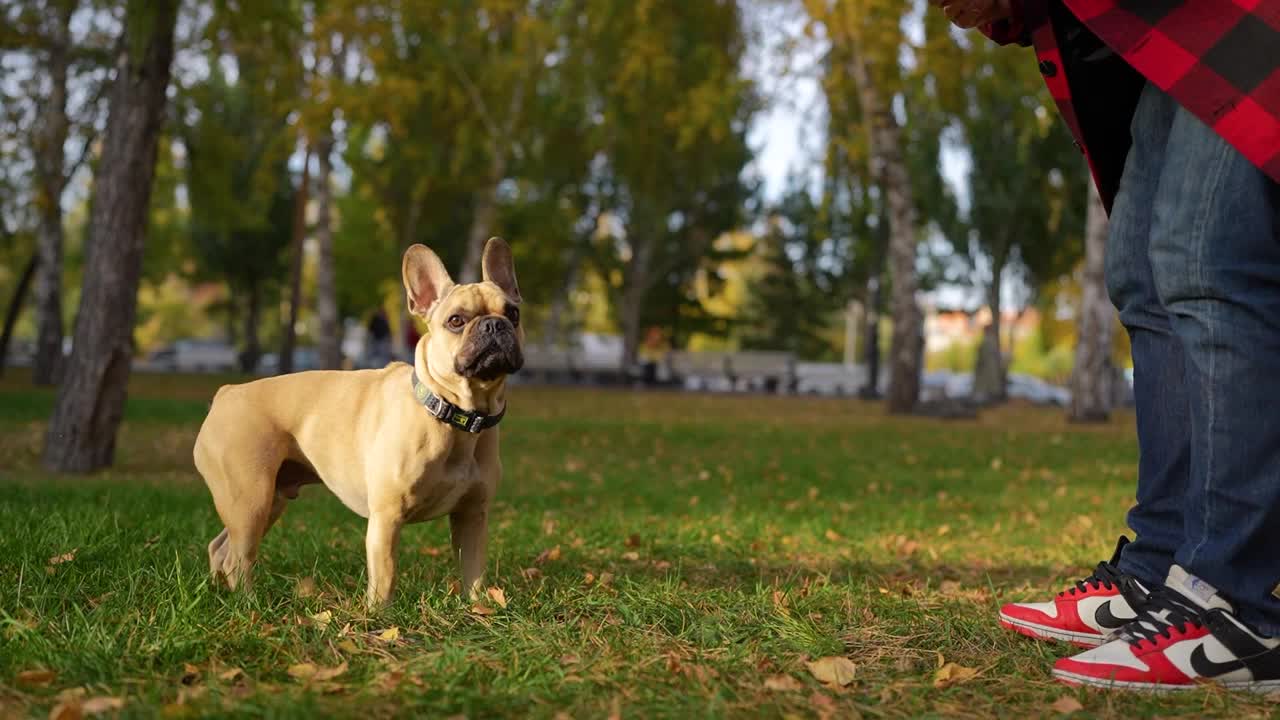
[980,0,1032,46]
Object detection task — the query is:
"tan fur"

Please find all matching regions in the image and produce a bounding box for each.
[193,238,523,608]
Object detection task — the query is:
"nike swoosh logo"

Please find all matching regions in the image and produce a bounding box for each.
[1094,601,1131,630]
[1190,644,1246,677]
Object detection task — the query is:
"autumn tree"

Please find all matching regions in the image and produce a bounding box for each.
[44,0,179,472]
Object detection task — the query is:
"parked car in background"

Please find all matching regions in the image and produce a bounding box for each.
[144,339,238,373]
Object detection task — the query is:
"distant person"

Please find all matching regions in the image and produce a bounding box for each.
[933,0,1280,692]
[365,308,391,368]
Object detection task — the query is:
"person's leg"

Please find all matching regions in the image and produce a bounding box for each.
[1147,95,1280,637]
[1104,82,1190,589]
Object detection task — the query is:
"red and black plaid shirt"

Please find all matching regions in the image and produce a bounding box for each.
[984,0,1280,212]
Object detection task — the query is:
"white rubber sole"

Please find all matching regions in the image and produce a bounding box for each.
[999,612,1106,647]
[1053,668,1280,694]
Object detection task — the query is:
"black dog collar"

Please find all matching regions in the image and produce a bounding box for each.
[411,372,505,433]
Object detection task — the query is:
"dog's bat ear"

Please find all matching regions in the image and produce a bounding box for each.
[402,244,454,317]
[481,237,521,304]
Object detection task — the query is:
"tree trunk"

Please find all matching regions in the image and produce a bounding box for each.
[1069,184,1113,422]
[0,252,38,377]
[240,279,262,373]
[279,146,311,375]
[620,231,655,371]
[31,3,73,386]
[849,48,922,413]
[860,274,882,399]
[314,133,341,370]
[43,0,178,473]
[459,154,506,284]
[972,254,1007,403]
[542,227,590,348]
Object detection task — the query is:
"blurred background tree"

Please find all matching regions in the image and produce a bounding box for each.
[0,0,1130,471]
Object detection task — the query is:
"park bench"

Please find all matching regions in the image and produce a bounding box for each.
[726,351,796,393]
[794,362,868,396]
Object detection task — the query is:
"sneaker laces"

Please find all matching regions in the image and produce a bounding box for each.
[1120,586,1205,648]
[1060,560,1123,598]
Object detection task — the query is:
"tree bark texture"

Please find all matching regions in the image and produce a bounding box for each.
[1069,184,1114,422]
[43,0,178,473]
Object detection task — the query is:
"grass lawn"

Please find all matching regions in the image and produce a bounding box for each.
[0,368,1272,719]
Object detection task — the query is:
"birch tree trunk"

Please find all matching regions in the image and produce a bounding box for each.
[43,0,178,473]
[972,253,1007,403]
[279,146,310,375]
[459,153,505,284]
[849,47,922,413]
[314,132,341,369]
[32,1,73,386]
[1069,184,1113,422]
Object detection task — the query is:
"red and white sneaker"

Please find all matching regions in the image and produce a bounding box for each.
[999,537,1151,647]
[1052,565,1280,693]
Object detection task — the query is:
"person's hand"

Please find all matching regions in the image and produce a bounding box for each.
[928,0,1012,29]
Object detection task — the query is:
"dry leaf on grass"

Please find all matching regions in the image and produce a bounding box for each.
[81,697,126,715]
[287,662,346,682]
[470,604,496,616]
[17,669,56,686]
[824,529,843,542]
[1050,696,1084,714]
[308,610,333,627]
[805,657,856,687]
[179,663,200,685]
[625,534,641,547]
[763,674,804,692]
[295,577,317,598]
[520,567,542,580]
[536,546,561,564]
[336,639,360,654]
[808,691,838,720]
[48,549,77,566]
[376,627,400,642]
[48,701,82,720]
[933,662,980,689]
[621,551,640,562]
[217,668,245,682]
[486,587,508,608]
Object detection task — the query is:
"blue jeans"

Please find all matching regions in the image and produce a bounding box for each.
[1108,82,1280,636]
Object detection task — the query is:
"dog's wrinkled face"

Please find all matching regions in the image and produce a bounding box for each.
[403,238,525,393]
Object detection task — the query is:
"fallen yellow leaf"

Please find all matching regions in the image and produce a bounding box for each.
[470,603,496,616]
[287,663,318,680]
[377,627,400,642]
[933,662,980,689]
[336,639,360,654]
[536,546,561,564]
[805,656,856,687]
[486,587,508,609]
[621,551,640,562]
[824,529,842,542]
[309,610,333,627]
[217,668,244,682]
[764,674,805,692]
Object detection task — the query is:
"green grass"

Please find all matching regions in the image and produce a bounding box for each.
[0,369,1273,719]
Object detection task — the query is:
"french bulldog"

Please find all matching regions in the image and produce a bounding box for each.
[193,237,524,608]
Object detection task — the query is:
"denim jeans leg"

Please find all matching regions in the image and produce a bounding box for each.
[1147,96,1280,637]
[1105,83,1190,589]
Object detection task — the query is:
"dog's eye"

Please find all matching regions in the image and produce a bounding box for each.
[507,307,520,326]
[446,315,466,332]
